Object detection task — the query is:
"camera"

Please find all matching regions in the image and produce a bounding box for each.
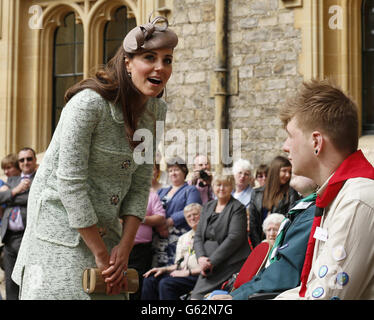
[198,170,210,187]
[199,170,210,180]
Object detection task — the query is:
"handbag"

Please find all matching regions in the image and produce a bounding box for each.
[82,268,139,294]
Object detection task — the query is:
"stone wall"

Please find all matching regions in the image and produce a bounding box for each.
[164,0,303,171]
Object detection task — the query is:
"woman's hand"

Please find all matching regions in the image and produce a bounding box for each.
[166,217,174,228]
[101,215,141,295]
[198,256,213,277]
[170,269,189,278]
[77,225,114,295]
[101,244,128,295]
[143,267,166,278]
[155,223,169,238]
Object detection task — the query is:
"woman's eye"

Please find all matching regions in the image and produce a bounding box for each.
[144,55,155,61]
[164,58,173,65]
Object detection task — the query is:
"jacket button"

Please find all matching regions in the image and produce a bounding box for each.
[121,159,131,169]
[110,195,119,205]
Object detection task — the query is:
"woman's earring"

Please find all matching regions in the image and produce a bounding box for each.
[315,149,318,155]
[128,72,132,78]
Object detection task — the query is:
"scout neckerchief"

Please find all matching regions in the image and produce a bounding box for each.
[266,192,317,267]
[299,150,374,297]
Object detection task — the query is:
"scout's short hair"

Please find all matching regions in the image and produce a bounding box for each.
[279,79,359,154]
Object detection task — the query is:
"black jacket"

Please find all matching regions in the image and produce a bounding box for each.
[249,186,300,248]
[194,196,251,267]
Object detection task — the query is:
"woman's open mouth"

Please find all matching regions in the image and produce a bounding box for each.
[148,77,162,85]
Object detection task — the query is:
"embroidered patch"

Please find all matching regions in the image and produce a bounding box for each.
[318,265,328,278]
[336,272,349,286]
[332,245,346,261]
[311,287,325,299]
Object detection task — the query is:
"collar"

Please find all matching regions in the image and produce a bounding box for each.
[316,172,334,198]
[108,101,124,124]
[316,150,374,208]
[108,98,155,124]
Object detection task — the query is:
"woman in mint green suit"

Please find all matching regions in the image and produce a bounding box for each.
[12,16,178,300]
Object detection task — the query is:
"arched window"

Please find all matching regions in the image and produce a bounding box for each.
[103,6,136,63]
[52,12,84,132]
[362,0,374,134]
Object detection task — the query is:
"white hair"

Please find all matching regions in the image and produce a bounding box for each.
[262,213,285,233]
[184,203,202,215]
[232,159,252,175]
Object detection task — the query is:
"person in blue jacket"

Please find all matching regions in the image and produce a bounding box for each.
[152,157,202,267]
[211,175,317,300]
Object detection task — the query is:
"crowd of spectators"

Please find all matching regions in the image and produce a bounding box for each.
[128,153,301,300]
[0,151,307,300]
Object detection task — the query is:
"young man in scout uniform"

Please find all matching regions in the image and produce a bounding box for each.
[275,80,374,300]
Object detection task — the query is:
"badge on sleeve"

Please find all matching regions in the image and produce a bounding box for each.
[332,245,347,261]
[318,265,328,278]
[311,287,325,299]
[336,272,349,286]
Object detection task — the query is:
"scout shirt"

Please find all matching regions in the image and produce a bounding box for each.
[275,176,374,300]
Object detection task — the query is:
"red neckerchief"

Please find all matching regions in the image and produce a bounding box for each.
[299,150,374,297]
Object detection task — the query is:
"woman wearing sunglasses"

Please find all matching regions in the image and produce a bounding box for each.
[12,16,178,300]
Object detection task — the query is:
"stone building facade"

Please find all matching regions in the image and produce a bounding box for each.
[165,0,303,169]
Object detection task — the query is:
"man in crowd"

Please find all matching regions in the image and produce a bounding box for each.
[0,147,37,299]
[188,154,214,204]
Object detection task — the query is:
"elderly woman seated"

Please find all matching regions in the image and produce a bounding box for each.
[141,203,202,300]
[191,174,251,300]
[232,159,254,209]
[262,213,284,246]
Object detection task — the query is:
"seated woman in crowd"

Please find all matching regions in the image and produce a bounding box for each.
[191,174,250,299]
[128,164,166,300]
[152,157,202,267]
[254,164,269,188]
[141,203,202,300]
[231,159,253,209]
[249,156,300,248]
[262,213,284,246]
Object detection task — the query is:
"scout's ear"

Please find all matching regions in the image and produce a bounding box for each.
[311,131,323,155]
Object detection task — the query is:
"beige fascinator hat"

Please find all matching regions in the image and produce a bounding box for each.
[123,15,178,54]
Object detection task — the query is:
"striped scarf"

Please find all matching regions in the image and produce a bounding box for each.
[266,192,317,267]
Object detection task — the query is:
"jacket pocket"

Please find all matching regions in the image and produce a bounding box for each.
[35,197,80,247]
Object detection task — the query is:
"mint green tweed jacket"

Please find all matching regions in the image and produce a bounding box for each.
[12,89,167,299]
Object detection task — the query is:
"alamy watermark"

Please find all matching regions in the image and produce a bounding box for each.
[132,121,242,165]
[29,5,44,30]
[328,5,343,30]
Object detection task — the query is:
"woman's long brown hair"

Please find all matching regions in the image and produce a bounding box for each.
[262,156,292,211]
[64,46,146,149]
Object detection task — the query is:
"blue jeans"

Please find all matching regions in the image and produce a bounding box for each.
[141,273,198,300]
